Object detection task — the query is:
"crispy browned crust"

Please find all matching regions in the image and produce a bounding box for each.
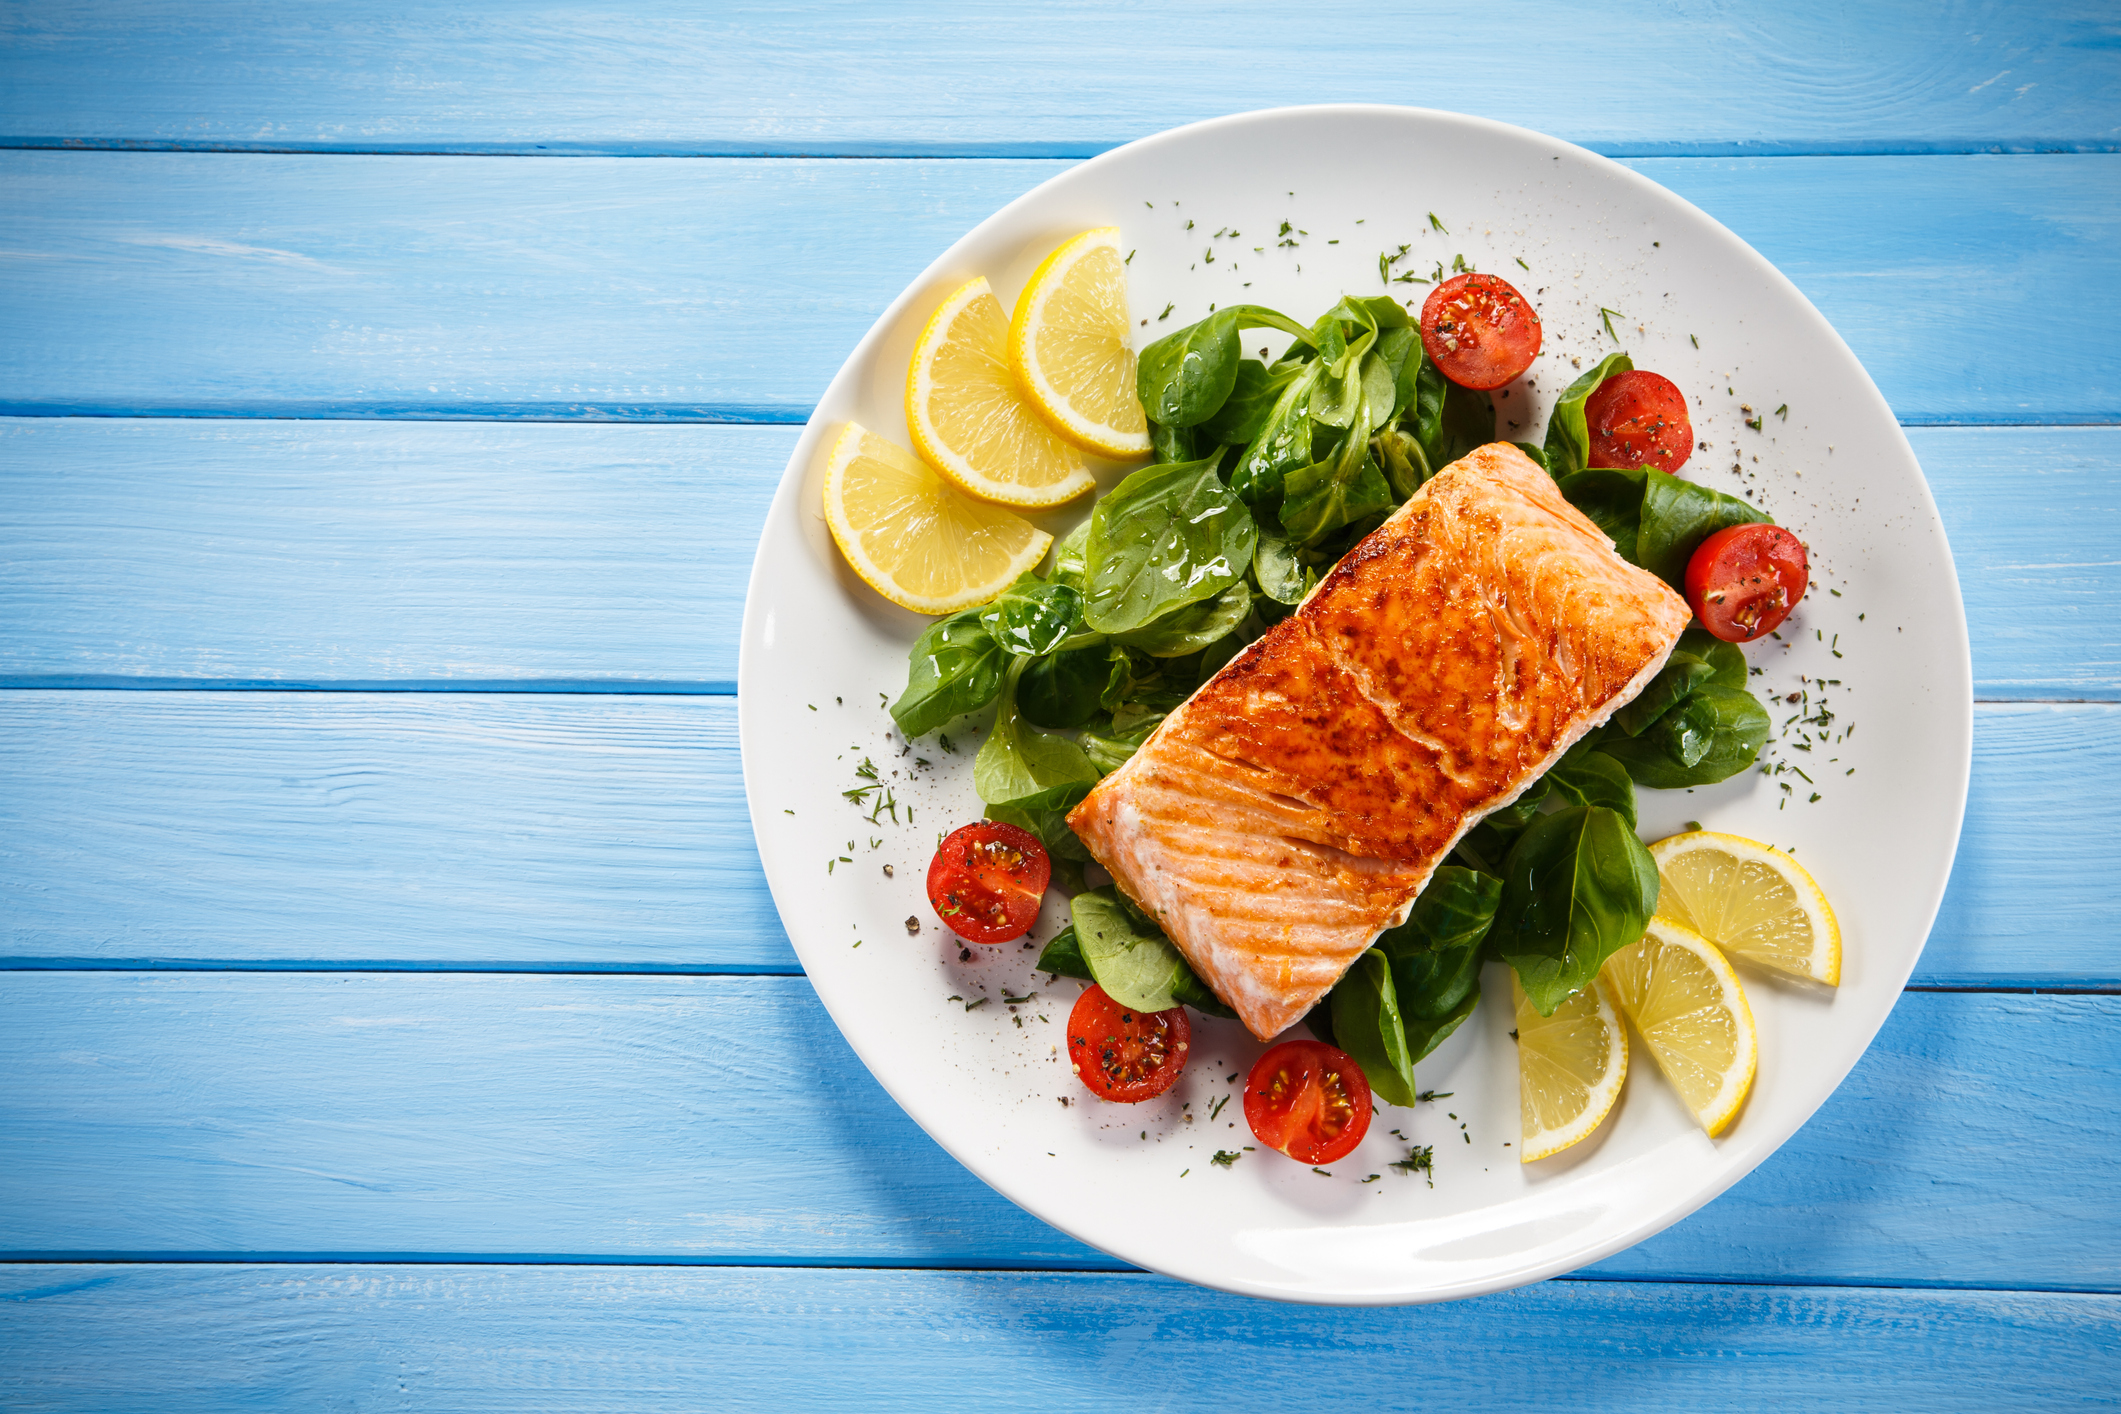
[1067,443,1691,1039]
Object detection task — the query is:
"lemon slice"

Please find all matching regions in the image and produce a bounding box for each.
[1650,831,1841,984]
[1009,227,1152,459]
[819,422,1051,614]
[1600,918,1758,1137]
[906,276,1095,509]
[1514,973,1628,1162]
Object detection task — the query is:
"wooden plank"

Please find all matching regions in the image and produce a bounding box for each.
[0,977,2113,1292]
[1,1266,2114,1414]
[0,153,2113,425]
[0,694,2112,983]
[1,421,2113,698]
[2,0,2116,157]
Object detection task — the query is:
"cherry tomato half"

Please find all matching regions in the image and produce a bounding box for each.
[1419,273,1542,391]
[926,820,1050,944]
[1067,984,1191,1103]
[1685,523,1810,643]
[1243,1040,1372,1165]
[1585,369,1694,473]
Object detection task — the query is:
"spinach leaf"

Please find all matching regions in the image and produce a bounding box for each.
[1136,305,1311,429]
[1409,361,1495,472]
[1484,774,1552,833]
[1018,643,1111,729]
[973,659,1100,806]
[1385,937,1484,1063]
[986,780,1094,892]
[1545,747,1639,829]
[1376,324,1423,422]
[1541,351,1632,478]
[1151,420,1209,465]
[1048,517,1093,590]
[1371,425,1431,500]
[1279,439,1395,546]
[1677,624,1749,688]
[1598,684,1770,788]
[1082,456,1257,635]
[1199,358,1302,447]
[890,610,1007,739]
[1611,654,1715,737]
[1382,865,1504,955]
[1036,924,1090,980]
[1511,441,1550,472]
[1492,804,1659,1015]
[1557,465,1769,588]
[1071,887,1235,1017]
[977,573,1083,658]
[1080,715,1163,774]
[1251,514,1307,605]
[1113,581,1252,657]
[1330,949,1420,1106]
[1230,360,1323,505]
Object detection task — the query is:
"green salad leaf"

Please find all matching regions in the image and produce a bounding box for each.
[1113,581,1253,657]
[1082,455,1257,635]
[1545,746,1639,829]
[1136,304,1312,428]
[986,780,1095,891]
[1492,804,1659,1015]
[1199,358,1304,447]
[1387,866,1504,955]
[1611,654,1717,737]
[1558,465,1769,589]
[1541,351,1632,478]
[1409,359,1495,474]
[1598,684,1770,788]
[1017,642,1112,729]
[1036,924,1090,980]
[978,573,1084,658]
[1384,935,1485,1063]
[1071,888,1235,1017]
[973,659,1100,805]
[889,609,1007,739]
[1330,949,1421,1106]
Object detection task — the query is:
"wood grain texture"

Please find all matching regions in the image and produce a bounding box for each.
[0,977,2113,1293]
[2,1266,2116,1414]
[2,420,2114,698]
[3,0,2117,157]
[1,153,2114,424]
[0,694,2113,983]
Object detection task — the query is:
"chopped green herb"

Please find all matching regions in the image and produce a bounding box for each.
[1428,212,1448,233]
[1389,1145,1435,1186]
[1599,307,1624,342]
[1515,256,1530,270]
[1775,404,1788,419]
[1211,1150,1242,1167]
[963,997,988,1012]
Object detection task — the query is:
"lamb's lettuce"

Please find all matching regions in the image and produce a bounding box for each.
[1541,352,1632,478]
[1492,804,1659,1015]
[1082,455,1256,635]
[1069,888,1235,1017]
[889,610,1006,739]
[973,659,1099,805]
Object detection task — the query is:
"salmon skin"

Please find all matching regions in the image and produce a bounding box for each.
[1067,443,1691,1040]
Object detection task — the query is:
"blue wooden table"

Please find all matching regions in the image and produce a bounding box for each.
[3,4,2117,1406]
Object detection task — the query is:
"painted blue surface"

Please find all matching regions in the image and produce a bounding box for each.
[0,154,2115,425]
[2,3,2117,1405]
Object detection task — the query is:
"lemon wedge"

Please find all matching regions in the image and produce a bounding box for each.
[1650,831,1841,985]
[1009,227,1152,459]
[819,422,1051,615]
[1514,973,1628,1162]
[906,276,1095,509]
[1600,918,1758,1137]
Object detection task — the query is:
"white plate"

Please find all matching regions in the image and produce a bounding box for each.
[738,106,1970,1304]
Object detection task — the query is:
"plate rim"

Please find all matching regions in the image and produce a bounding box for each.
[737,102,1974,1305]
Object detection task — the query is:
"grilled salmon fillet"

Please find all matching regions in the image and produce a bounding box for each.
[1067,442,1691,1039]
